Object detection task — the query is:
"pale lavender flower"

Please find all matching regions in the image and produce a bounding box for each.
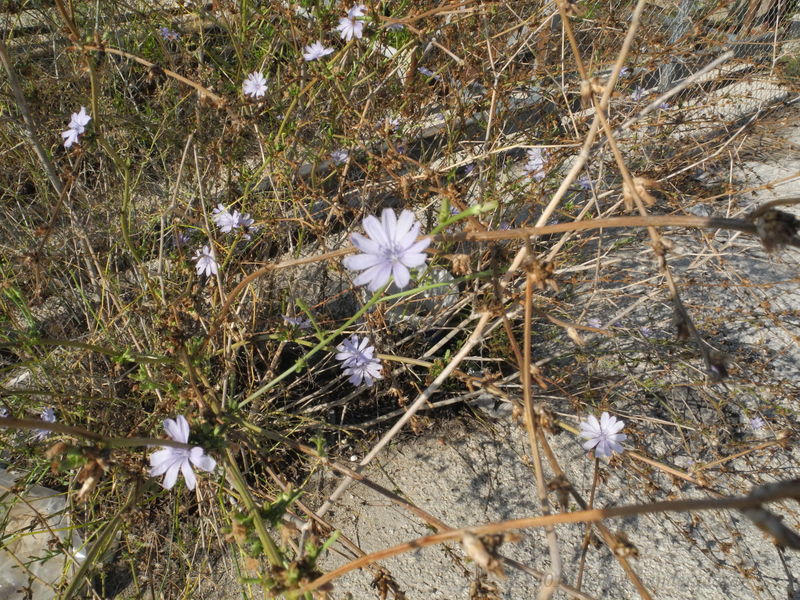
[630,86,646,101]
[336,335,383,387]
[236,211,254,228]
[387,22,404,31]
[149,415,216,491]
[212,204,238,233]
[212,204,255,237]
[231,210,255,239]
[331,149,349,165]
[343,208,431,291]
[243,71,268,98]
[337,13,364,41]
[62,106,91,148]
[336,334,375,366]
[174,230,191,249]
[0,407,7,418]
[579,412,626,458]
[619,66,631,77]
[33,407,56,441]
[659,102,670,110]
[347,4,367,18]
[283,314,311,329]
[418,66,438,79]
[303,41,334,61]
[587,318,602,328]
[378,114,401,131]
[67,106,90,131]
[194,245,218,277]
[749,416,765,431]
[523,147,546,181]
[159,26,180,41]
[577,175,592,191]
[343,357,383,387]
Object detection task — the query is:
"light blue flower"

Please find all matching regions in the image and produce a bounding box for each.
[158,26,179,42]
[33,407,56,441]
[149,415,216,490]
[243,72,267,98]
[335,335,383,387]
[62,106,91,148]
[303,41,334,61]
[343,208,431,291]
[524,147,546,181]
[331,149,350,165]
[337,6,366,41]
[194,245,218,277]
[283,315,311,329]
[579,412,626,458]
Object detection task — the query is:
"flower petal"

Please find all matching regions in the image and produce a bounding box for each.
[398,252,428,269]
[608,419,625,434]
[579,415,600,438]
[349,232,383,256]
[343,252,384,271]
[353,263,392,291]
[162,463,181,489]
[391,263,411,288]
[582,438,600,451]
[190,448,217,473]
[181,460,197,490]
[403,236,431,256]
[149,449,177,476]
[163,418,180,442]
[595,440,611,458]
[380,208,398,239]
[362,215,391,247]
[394,210,417,240]
[175,415,190,443]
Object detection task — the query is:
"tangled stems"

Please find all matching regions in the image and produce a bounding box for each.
[238,281,389,407]
[296,479,800,595]
[0,415,286,567]
[0,416,192,451]
[438,213,774,244]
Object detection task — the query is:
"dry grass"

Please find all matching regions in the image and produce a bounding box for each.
[1,1,799,599]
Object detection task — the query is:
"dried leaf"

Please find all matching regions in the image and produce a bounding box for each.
[622,176,659,211]
[462,532,506,579]
[566,326,585,346]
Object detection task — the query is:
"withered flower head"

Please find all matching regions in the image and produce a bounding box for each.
[707,351,729,383]
[533,403,554,432]
[560,0,587,18]
[753,208,800,253]
[547,474,572,510]
[76,456,109,502]
[462,532,506,579]
[622,176,659,211]
[147,64,165,83]
[672,308,690,341]
[523,256,558,292]
[612,531,639,558]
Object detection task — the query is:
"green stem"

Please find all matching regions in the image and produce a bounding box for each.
[238,284,387,407]
[223,448,283,566]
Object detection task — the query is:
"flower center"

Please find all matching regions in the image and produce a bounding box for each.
[381,243,402,264]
